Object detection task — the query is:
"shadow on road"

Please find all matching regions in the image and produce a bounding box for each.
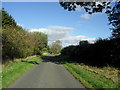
[21,55,65,65]
[41,55,63,65]
[21,60,39,65]
[41,55,76,65]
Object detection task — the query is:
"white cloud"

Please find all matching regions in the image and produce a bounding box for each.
[29,28,48,33]
[48,26,74,31]
[80,13,102,20]
[29,26,72,41]
[29,25,96,47]
[60,35,96,47]
[80,14,90,19]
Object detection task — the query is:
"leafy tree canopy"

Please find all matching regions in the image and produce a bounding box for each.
[107,1,120,38]
[2,9,48,63]
[59,0,112,14]
[49,40,62,54]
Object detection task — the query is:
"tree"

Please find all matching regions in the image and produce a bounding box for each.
[79,40,89,46]
[59,1,120,38]
[2,9,48,63]
[2,8,17,29]
[32,32,48,55]
[107,1,120,38]
[59,1,120,68]
[50,40,62,54]
[61,38,120,68]
[59,1,111,14]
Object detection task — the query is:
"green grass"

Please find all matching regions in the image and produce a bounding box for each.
[0,69,2,89]
[64,63,119,88]
[2,56,42,88]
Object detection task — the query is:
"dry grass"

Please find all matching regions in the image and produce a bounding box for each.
[16,55,37,62]
[65,62,119,88]
[73,63,119,84]
[2,55,37,68]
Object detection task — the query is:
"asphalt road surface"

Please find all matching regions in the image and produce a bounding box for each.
[8,56,85,88]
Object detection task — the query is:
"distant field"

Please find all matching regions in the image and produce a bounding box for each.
[64,62,119,88]
[2,55,42,88]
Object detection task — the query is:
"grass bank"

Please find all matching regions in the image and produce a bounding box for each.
[2,55,42,88]
[64,62,119,88]
[57,55,119,88]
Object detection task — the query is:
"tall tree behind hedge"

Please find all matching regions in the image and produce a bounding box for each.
[50,40,62,54]
[32,32,48,55]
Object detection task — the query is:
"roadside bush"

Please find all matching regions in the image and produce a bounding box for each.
[61,38,120,68]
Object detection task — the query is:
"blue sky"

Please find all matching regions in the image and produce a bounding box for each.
[2,2,112,47]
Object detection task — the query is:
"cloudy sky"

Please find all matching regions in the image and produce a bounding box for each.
[2,2,111,47]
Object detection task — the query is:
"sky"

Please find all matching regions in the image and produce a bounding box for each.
[2,2,112,47]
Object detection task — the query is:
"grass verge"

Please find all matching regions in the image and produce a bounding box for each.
[0,69,2,89]
[64,62,119,88]
[2,55,42,88]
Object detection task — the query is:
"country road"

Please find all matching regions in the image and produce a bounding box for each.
[8,56,85,88]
